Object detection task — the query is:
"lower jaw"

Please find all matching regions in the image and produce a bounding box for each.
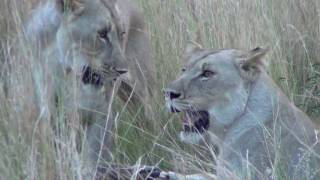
[179,131,204,144]
[183,110,209,128]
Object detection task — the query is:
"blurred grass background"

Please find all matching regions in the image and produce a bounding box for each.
[0,0,319,179]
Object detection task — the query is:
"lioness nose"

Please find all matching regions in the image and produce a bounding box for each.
[165,89,182,100]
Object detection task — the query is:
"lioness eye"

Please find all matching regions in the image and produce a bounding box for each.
[98,26,111,40]
[201,70,215,78]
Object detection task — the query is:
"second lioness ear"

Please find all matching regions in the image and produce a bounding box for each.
[106,0,117,5]
[242,47,269,71]
[101,0,119,18]
[184,28,203,55]
[56,0,84,15]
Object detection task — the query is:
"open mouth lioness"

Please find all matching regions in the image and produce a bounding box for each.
[164,42,320,179]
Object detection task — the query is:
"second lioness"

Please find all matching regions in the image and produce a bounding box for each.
[164,44,320,179]
[26,0,155,178]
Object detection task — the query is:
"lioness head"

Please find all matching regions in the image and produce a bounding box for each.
[165,43,269,143]
[55,0,127,83]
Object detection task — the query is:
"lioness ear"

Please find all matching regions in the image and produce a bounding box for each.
[106,0,117,5]
[185,28,203,55]
[101,0,122,33]
[242,47,269,71]
[239,47,269,80]
[56,0,84,15]
[102,0,118,11]
[185,41,202,54]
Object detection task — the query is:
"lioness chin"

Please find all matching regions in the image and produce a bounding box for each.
[26,0,156,179]
[164,43,320,179]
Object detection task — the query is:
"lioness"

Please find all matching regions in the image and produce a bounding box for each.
[27,0,155,114]
[26,0,156,178]
[163,43,320,179]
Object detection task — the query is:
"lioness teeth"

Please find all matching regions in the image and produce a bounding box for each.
[182,110,210,133]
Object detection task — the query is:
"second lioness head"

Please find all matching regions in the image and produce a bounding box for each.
[56,0,127,83]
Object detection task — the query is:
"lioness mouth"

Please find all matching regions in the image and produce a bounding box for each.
[82,66,104,86]
[182,110,209,133]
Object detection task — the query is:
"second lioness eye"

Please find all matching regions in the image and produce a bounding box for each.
[201,70,216,78]
[120,31,125,37]
[98,26,111,40]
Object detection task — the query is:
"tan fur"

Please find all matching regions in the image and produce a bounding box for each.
[26,0,155,178]
[164,45,320,179]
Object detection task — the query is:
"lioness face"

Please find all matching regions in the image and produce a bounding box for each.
[165,49,251,142]
[56,0,127,82]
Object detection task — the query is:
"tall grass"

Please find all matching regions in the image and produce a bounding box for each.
[0,0,319,179]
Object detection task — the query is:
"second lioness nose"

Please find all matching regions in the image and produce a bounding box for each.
[115,68,128,75]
